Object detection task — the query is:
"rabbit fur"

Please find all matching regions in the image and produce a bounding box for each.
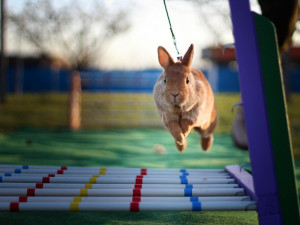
[154,44,217,152]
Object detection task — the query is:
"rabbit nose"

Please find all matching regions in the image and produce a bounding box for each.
[171,92,179,97]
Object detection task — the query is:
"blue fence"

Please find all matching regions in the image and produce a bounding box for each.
[7,67,71,93]
[217,66,240,92]
[5,66,300,93]
[290,68,300,92]
[80,69,161,93]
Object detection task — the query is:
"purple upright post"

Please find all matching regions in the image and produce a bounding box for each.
[228,0,282,224]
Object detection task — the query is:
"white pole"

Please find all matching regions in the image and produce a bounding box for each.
[0,169,229,176]
[0,176,235,184]
[0,196,251,203]
[0,173,230,179]
[0,183,239,189]
[0,188,244,197]
[0,201,257,211]
[0,165,225,173]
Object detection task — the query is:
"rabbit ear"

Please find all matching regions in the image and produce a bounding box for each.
[182,44,194,67]
[158,46,174,69]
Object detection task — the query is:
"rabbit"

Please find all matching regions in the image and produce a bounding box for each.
[154,44,218,152]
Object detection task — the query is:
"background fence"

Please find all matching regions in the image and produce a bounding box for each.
[6,67,300,93]
[81,93,161,128]
[3,66,300,129]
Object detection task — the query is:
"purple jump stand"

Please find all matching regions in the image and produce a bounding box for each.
[225,165,256,201]
[228,1,281,222]
[228,0,299,224]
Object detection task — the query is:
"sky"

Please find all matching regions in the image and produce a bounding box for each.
[6,0,299,70]
[104,0,238,69]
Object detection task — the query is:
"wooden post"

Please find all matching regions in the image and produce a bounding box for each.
[68,71,81,130]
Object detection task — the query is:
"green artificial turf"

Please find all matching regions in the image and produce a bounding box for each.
[0,129,252,169]
[0,128,260,225]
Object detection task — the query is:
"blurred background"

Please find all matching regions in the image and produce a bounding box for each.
[0,1,299,224]
[0,0,299,156]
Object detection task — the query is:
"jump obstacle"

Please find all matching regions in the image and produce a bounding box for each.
[0,165,256,212]
[0,0,299,224]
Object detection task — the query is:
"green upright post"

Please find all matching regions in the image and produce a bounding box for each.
[254,13,300,225]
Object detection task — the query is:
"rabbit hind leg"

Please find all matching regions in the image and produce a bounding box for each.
[194,127,213,151]
[201,134,213,151]
[196,106,218,151]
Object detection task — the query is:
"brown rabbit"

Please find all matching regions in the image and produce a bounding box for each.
[154,44,217,152]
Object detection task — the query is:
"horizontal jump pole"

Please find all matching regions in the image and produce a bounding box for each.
[0,165,225,173]
[0,176,235,184]
[0,196,251,203]
[0,187,245,197]
[0,168,228,176]
[0,183,239,189]
[0,201,257,212]
[0,173,230,180]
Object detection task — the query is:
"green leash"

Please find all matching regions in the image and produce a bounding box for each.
[163,0,182,61]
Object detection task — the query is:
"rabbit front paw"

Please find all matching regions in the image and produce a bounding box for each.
[175,136,187,152]
[180,119,193,137]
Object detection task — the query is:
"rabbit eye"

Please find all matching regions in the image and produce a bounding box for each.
[164,76,167,83]
[186,77,189,84]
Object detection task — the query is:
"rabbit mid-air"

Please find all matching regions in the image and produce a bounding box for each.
[154,44,217,152]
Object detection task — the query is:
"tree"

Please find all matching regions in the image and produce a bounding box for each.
[8,0,131,70]
[0,0,6,103]
[183,0,234,45]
